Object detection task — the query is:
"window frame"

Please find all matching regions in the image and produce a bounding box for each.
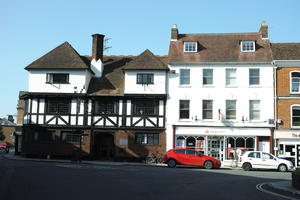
[291,104,300,128]
[61,131,82,144]
[46,99,71,115]
[94,99,118,115]
[225,68,237,86]
[46,73,70,84]
[135,133,159,145]
[241,41,255,52]
[132,99,158,116]
[290,71,300,94]
[136,73,154,85]
[249,69,260,86]
[180,69,190,85]
[184,42,197,53]
[249,100,260,121]
[202,100,213,120]
[226,100,237,120]
[179,100,190,119]
[203,69,213,86]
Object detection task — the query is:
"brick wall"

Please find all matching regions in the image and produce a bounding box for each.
[0,126,16,146]
[277,67,300,96]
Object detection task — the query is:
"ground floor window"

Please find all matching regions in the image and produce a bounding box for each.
[135,133,159,145]
[61,132,82,144]
[34,131,56,143]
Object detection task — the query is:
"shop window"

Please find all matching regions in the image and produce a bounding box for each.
[246,138,254,149]
[236,138,245,147]
[176,136,185,148]
[62,132,82,144]
[186,137,195,148]
[285,145,295,156]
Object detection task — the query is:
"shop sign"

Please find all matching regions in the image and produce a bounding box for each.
[292,133,300,138]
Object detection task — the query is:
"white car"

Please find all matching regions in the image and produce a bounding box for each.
[239,151,294,172]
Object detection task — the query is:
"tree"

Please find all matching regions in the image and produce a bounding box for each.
[0,126,5,141]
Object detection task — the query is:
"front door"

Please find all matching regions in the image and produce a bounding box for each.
[297,145,300,167]
[94,133,115,159]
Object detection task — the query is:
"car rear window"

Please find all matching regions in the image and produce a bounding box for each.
[174,149,185,154]
[248,152,261,158]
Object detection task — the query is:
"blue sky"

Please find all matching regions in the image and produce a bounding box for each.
[1,0,300,119]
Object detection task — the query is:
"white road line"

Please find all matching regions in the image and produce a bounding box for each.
[256,183,298,200]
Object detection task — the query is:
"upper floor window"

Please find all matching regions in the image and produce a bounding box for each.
[249,100,260,120]
[203,69,213,85]
[47,99,70,115]
[46,73,69,84]
[95,99,118,115]
[133,99,158,115]
[137,73,154,85]
[226,69,236,86]
[249,69,260,85]
[180,100,190,119]
[203,100,213,120]
[292,105,300,127]
[180,69,190,85]
[241,41,255,52]
[184,42,197,52]
[226,100,236,120]
[291,71,300,93]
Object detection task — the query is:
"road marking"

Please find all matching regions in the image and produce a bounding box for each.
[256,182,298,200]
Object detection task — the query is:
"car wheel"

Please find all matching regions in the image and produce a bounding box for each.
[167,159,176,168]
[278,164,287,172]
[204,161,213,169]
[242,163,252,171]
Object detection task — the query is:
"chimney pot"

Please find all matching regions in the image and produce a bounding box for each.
[92,34,105,61]
[259,21,268,39]
[171,24,178,40]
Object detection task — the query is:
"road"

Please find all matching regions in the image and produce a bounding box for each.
[0,153,291,200]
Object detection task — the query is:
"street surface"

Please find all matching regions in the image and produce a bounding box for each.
[0,153,292,200]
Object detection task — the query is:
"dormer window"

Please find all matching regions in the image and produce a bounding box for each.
[241,41,255,52]
[46,73,69,84]
[184,42,197,52]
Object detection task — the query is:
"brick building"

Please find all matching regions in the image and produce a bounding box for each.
[272,43,300,167]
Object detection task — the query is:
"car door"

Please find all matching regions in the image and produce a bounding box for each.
[173,149,188,165]
[247,152,263,168]
[261,153,278,169]
[185,149,199,165]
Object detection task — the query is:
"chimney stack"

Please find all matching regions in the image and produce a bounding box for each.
[259,21,268,39]
[171,24,178,40]
[92,34,105,61]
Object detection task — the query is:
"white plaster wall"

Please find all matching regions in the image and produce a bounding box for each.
[124,70,166,94]
[166,64,275,150]
[28,70,88,93]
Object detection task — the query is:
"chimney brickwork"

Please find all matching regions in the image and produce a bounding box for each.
[92,34,105,61]
[259,21,268,39]
[171,24,178,40]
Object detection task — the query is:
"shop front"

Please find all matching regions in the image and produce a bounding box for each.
[174,126,272,162]
[274,130,300,167]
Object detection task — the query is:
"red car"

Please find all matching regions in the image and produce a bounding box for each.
[163,148,221,169]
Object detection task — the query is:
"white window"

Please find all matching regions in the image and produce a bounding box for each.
[184,42,197,52]
[241,41,255,52]
[226,100,236,120]
[180,69,190,85]
[249,69,260,85]
[250,100,260,120]
[291,71,300,93]
[203,69,213,85]
[226,69,236,86]
[292,105,300,127]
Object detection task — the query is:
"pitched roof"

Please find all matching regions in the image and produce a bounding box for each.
[123,49,168,70]
[271,43,300,60]
[87,52,167,95]
[168,32,273,63]
[25,42,91,71]
[87,56,135,95]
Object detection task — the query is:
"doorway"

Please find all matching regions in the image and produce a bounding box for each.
[94,133,115,159]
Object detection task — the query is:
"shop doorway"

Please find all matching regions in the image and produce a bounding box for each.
[207,136,224,161]
[94,133,115,159]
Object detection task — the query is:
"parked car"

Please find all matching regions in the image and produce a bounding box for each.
[239,151,294,172]
[0,143,7,150]
[162,148,221,169]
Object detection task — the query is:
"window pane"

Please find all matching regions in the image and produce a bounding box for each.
[47,99,70,114]
[180,69,190,85]
[133,100,157,115]
[137,73,154,84]
[180,100,190,119]
[184,42,197,52]
[203,69,213,85]
[226,100,236,119]
[203,100,213,119]
[250,100,260,120]
[249,69,260,85]
[292,106,300,126]
[135,133,159,145]
[291,72,300,92]
[226,69,236,85]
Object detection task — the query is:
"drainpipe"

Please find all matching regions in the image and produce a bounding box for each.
[172,125,176,148]
[273,61,278,155]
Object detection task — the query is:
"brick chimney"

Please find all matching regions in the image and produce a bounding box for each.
[171,24,178,40]
[92,34,105,61]
[259,21,268,39]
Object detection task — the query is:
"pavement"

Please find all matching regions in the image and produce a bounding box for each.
[2,151,300,199]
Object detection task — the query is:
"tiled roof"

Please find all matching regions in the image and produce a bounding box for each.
[168,32,273,63]
[25,42,91,71]
[271,43,300,60]
[87,50,167,95]
[123,49,168,70]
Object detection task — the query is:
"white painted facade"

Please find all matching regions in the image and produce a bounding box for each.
[124,70,167,94]
[28,69,93,93]
[166,63,275,160]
